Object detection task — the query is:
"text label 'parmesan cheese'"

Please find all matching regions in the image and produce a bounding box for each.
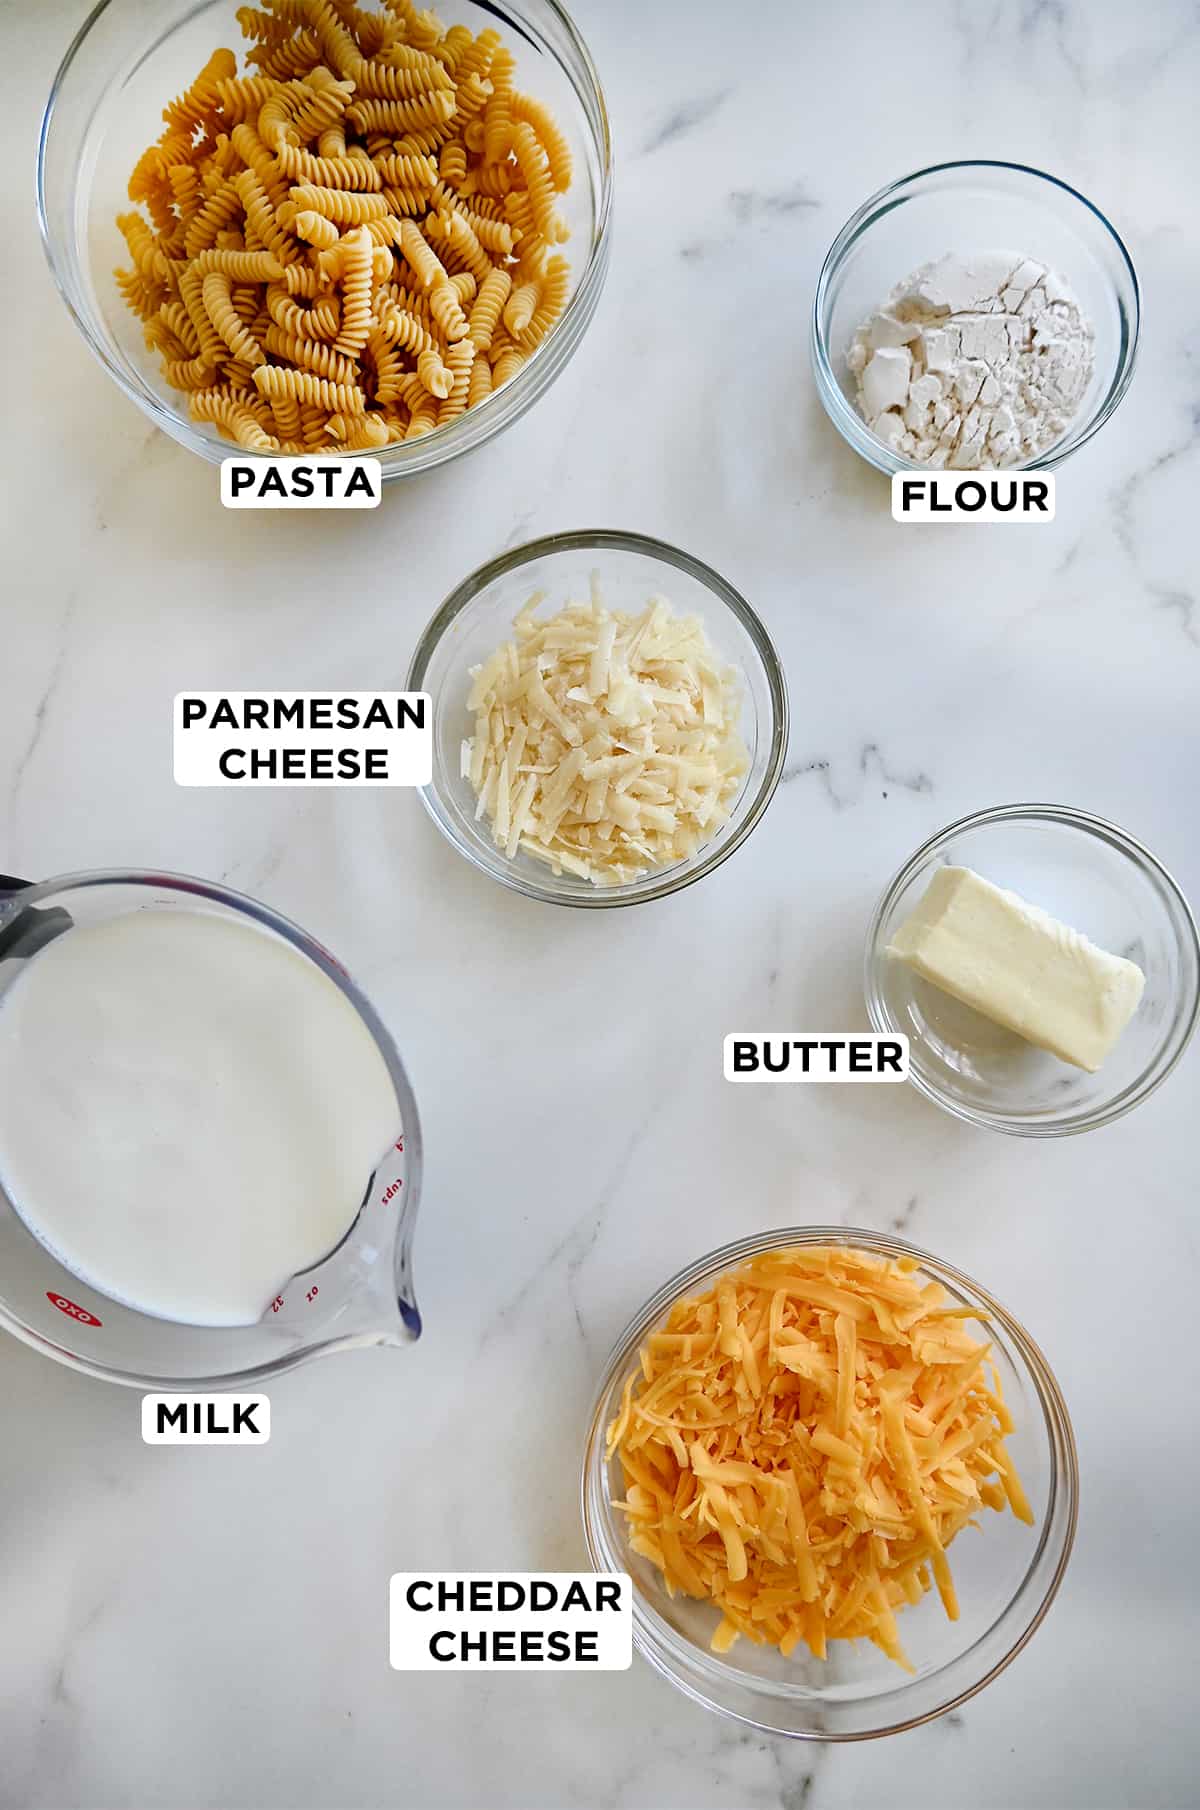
[174,692,431,787]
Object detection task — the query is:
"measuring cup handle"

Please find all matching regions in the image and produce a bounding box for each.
[0,878,74,959]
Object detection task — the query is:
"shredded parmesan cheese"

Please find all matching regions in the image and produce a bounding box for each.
[606,1245,1033,1671]
[463,584,749,885]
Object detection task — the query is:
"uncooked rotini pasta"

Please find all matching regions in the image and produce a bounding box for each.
[114,0,576,453]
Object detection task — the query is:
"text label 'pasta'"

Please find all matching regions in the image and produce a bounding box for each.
[220,456,382,507]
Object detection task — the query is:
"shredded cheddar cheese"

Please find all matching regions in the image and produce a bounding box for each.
[462,582,749,885]
[606,1245,1033,1671]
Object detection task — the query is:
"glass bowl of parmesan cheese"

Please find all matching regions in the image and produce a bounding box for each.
[812,161,1139,475]
[406,531,788,907]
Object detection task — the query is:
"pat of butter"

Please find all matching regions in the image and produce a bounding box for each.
[888,865,1145,1073]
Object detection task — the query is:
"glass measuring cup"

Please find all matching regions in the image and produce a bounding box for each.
[0,870,422,1388]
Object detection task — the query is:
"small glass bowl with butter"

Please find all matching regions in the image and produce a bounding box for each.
[866,804,1200,1136]
[811,161,1140,475]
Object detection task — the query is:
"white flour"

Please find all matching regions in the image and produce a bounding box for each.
[846,251,1095,467]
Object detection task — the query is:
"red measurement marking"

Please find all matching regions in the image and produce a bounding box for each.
[270,1295,284,1314]
[395,1137,404,1152]
[306,1285,319,1304]
[381,1179,403,1205]
[47,1292,102,1328]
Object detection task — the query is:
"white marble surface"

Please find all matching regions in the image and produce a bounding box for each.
[3,2,1200,1806]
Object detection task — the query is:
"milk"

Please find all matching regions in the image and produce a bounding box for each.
[0,908,400,1327]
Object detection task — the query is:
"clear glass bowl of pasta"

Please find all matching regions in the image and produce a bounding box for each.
[38,0,612,478]
[406,530,789,907]
[581,1226,1079,1741]
[811,160,1139,475]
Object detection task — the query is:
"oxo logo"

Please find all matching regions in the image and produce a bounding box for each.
[47,1292,102,1328]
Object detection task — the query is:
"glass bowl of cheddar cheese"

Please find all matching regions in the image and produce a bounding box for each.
[38,0,612,478]
[581,1227,1078,1741]
[866,804,1200,1137]
[407,530,789,907]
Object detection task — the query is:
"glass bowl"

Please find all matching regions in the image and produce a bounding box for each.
[406,530,789,908]
[581,1225,1077,1741]
[811,160,1139,475]
[37,0,612,479]
[866,804,1199,1137]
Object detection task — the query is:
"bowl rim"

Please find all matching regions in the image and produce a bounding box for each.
[580,1223,1079,1741]
[405,527,790,908]
[864,801,1200,1136]
[36,0,615,480]
[810,157,1141,476]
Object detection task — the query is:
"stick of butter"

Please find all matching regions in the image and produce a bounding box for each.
[888,865,1145,1073]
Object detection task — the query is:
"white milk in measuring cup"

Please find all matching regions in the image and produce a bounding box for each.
[0,874,422,1385]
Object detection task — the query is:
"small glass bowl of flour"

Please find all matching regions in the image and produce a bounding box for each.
[812,162,1139,476]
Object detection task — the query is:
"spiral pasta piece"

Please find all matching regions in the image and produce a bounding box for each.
[114,267,162,318]
[436,337,475,423]
[293,208,341,248]
[492,345,526,387]
[236,6,301,46]
[516,254,570,350]
[288,72,356,145]
[263,324,360,385]
[190,386,279,449]
[276,143,382,188]
[439,139,468,187]
[267,284,341,339]
[510,121,559,242]
[253,363,366,413]
[158,300,201,354]
[373,152,440,189]
[233,167,296,264]
[203,270,267,366]
[512,91,573,193]
[467,352,493,408]
[467,266,511,351]
[191,246,283,280]
[299,0,363,81]
[162,353,217,389]
[397,217,446,289]
[163,49,237,135]
[215,75,282,123]
[355,58,452,100]
[416,346,453,400]
[367,329,405,404]
[333,227,373,355]
[346,91,456,136]
[502,276,539,337]
[180,264,228,366]
[376,298,437,357]
[428,281,470,343]
[405,395,439,439]
[289,182,389,224]
[482,48,514,166]
[184,180,243,257]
